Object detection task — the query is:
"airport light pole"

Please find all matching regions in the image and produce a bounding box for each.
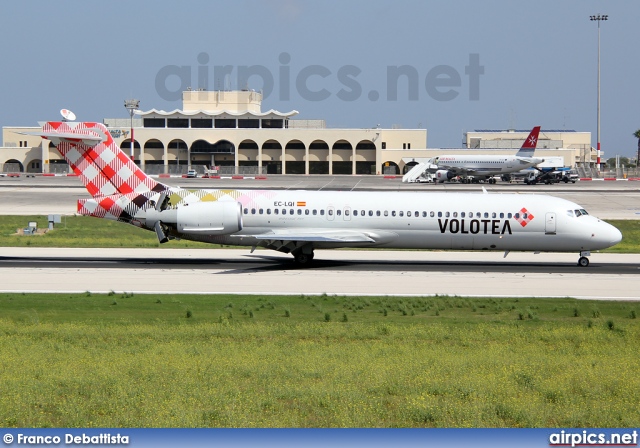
[590,14,607,173]
[124,99,140,163]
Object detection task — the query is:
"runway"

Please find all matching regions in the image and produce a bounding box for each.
[1,248,639,300]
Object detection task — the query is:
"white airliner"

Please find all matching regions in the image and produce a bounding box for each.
[431,126,544,183]
[25,120,621,267]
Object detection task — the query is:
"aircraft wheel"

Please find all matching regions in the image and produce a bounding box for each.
[294,250,314,265]
[578,256,589,267]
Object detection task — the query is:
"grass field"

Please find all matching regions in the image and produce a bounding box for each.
[1,215,638,252]
[1,293,639,427]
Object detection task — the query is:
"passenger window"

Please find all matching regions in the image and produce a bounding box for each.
[415,211,419,217]
[243,208,249,214]
[492,212,496,218]
[453,212,458,218]
[430,211,435,218]
[297,209,302,215]
[391,211,396,217]
[445,212,450,218]
[313,209,317,215]
[438,212,442,217]
[259,209,264,214]
[460,212,465,218]
[352,210,356,216]
[282,209,286,215]
[305,209,309,215]
[514,213,519,219]
[484,212,489,218]
[399,211,404,217]
[328,209,333,216]
[251,208,256,214]
[507,213,512,219]
[499,213,504,219]
[320,210,325,216]
[275,209,279,215]
[337,210,342,216]
[361,210,365,216]
[384,211,389,217]
[422,211,427,217]
[523,213,528,219]
[345,210,349,216]
[376,211,381,216]
[369,210,373,216]
[267,209,271,215]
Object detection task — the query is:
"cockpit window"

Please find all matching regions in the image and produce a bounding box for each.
[574,209,589,217]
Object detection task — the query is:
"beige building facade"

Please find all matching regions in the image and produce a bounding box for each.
[1,91,596,175]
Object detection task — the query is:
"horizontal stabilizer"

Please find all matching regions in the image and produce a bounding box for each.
[17,130,104,147]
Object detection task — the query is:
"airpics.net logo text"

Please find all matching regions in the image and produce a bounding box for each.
[155,52,484,103]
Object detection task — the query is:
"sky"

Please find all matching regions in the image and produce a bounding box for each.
[1,0,639,158]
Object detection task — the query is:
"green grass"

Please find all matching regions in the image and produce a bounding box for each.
[0,215,638,252]
[0,215,221,248]
[1,293,639,427]
[600,220,640,253]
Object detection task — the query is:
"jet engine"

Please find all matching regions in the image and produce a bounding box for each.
[435,170,454,182]
[146,198,242,243]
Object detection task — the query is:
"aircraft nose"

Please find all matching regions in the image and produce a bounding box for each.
[609,224,623,245]
[594,221,622,248]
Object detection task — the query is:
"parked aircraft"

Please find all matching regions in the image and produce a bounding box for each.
[24,121,621,267]
[429,126,544,183]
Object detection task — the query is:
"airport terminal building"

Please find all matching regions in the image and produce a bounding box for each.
[1,90,597,175]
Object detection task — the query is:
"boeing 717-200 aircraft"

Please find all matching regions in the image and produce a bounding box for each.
[24,120,621,267]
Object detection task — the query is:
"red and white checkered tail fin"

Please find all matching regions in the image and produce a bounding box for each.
[38,121,167,197]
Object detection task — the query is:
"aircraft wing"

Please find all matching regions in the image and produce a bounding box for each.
[240,229,377,244]
[437,164,477,176]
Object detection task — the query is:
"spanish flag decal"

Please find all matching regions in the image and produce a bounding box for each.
[297,201,306,207]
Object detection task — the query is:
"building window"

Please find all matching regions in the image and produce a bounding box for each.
[215,119,236,128]
[407,143,411,149]
[191,119,213,128]
[238,119,260,129]
[402,143,406,149]
[381,142,386,149]
[143,118,166,128]
[168,118,189,128]
[261,119,283,128]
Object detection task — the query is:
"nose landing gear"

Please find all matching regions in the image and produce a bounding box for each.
[578,251,591,267]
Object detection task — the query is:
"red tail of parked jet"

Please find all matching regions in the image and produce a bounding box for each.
[514,126,541,158]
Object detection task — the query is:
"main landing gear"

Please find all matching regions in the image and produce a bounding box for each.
[578,251,591,267]
[292,247,315,265]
